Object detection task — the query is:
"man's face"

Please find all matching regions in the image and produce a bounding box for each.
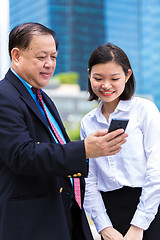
[12,34,57,89]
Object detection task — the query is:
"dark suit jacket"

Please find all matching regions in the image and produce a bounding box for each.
[0,69,93,240]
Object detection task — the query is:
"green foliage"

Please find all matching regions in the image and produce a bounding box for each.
[51,72,79,85]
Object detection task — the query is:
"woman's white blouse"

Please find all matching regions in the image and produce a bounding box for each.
[80,97,160,233]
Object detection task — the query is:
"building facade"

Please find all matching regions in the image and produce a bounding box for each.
[105,0,160,109]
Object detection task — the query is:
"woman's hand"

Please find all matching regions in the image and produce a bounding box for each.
[124,225,143,240]
[100,226,124,240]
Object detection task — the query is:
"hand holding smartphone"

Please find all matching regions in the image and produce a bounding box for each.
[108,118,129,133]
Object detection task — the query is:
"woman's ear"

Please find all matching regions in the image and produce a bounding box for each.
[88,68,91,80]
[125,69,132,83]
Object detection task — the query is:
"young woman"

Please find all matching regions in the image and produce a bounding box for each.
[80,43,160,240]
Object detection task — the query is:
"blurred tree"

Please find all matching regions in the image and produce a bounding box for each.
[50,72,79,85]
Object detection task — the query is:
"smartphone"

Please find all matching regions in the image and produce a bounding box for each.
[108,118,129,133]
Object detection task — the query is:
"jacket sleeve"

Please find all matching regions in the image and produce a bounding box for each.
[0,87,88,177]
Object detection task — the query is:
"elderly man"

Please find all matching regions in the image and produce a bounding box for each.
[0,22,127,240]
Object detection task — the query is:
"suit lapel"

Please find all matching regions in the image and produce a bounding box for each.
[6,70,49,128]
[21,95,48,127]
[5,69,70,143]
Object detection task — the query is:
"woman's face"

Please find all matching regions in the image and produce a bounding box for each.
[89,61,132,105]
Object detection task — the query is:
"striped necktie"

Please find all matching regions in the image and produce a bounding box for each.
[32,87,82,208]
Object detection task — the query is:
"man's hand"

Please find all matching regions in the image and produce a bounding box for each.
[84,128,128,159]
[100,227,124,240]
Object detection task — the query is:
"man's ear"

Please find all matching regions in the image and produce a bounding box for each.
[11,48,21,64]
[125,69,132,83]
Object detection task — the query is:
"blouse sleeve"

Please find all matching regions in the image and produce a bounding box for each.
[80,120,113,233]
[131,101,160,230]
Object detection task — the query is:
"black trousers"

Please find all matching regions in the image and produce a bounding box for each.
[101,187,160,240]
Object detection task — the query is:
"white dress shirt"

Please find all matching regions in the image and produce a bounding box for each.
[80,97,160,233]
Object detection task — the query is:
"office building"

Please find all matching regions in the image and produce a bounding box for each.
[105,0,160,108]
